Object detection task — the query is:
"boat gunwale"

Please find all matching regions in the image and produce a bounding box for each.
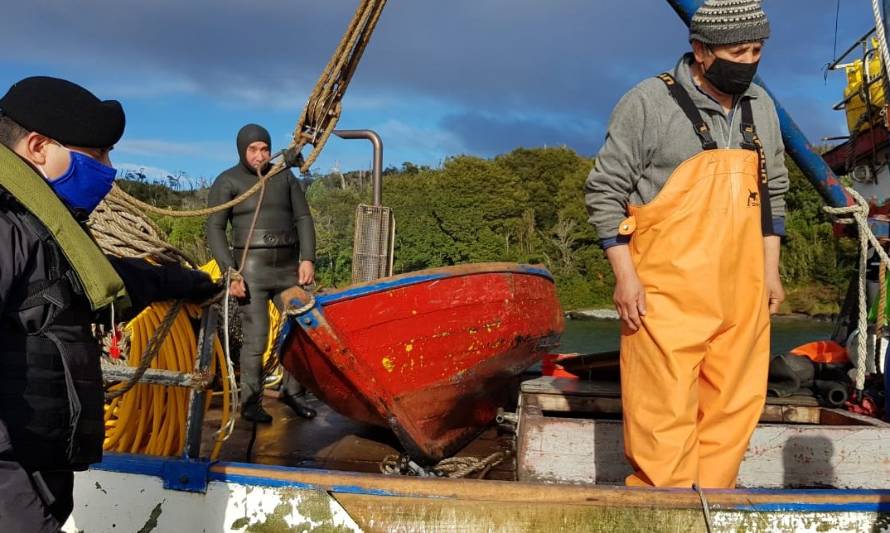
[89,452,890,514]
[302,262,554,307]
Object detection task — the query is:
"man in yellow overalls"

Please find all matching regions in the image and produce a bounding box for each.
[585,0,788,488]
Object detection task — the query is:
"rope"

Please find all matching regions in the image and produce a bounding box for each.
[823,187,890,391]
[285,293,317,316]
[693,484,714,533]
[379,451,509,479]
[89,192,195,266]
[880,266,887,338]
[105,299,185,400]
[107,170,271,218]
[216,270,241,444]
[434,451,509,479]
[105,0,388,219]
[232,166,268,277]
[872,0,890,78]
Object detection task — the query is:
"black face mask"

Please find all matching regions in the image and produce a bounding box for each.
[703,57,759,95]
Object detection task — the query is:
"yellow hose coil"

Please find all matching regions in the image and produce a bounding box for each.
[103,302,230,459]
[104,261,284,460]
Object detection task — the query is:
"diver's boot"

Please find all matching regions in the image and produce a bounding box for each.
[241,402,273,424]
[282,394,317,419]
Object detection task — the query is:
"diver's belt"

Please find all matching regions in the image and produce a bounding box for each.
[232,228,298,249]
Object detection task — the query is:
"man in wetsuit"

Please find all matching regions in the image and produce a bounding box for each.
[206,124,317,423]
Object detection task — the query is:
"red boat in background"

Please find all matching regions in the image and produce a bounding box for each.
[279,263,564,461]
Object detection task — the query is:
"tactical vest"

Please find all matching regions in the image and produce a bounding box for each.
[0,200,105,472]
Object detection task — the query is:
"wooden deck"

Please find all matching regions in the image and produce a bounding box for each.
[199,391,516,480]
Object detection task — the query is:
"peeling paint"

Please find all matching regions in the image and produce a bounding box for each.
[381,357,395,373]
[136,501,164,533]
[404,344,413,353]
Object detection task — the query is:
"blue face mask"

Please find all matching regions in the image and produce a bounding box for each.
[44,148,116,216]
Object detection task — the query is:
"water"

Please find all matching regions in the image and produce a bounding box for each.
[558,317,835,355]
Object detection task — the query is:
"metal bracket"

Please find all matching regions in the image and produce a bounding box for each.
[161,458,211,493]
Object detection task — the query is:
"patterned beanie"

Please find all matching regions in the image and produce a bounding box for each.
[689,0,771,46]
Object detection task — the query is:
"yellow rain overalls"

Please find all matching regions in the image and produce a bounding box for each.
[618,74,771,489]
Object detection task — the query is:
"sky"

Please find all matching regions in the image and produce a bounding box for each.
[0,0,878,184]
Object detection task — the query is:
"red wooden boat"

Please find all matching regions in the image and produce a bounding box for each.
[279,263,564,461]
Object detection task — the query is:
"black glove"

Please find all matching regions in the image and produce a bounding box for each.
[107,257,222,315]
[159,264,222,303]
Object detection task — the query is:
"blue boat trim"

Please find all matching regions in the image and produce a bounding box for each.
[313,265,554,307]
[92,453,890,512]
[210,473,395,497]
[317,273,447,305]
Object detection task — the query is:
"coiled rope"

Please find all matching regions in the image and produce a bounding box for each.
[380,451,509,479]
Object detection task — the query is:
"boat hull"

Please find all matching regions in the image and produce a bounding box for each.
[279,263,564,460]
[67,455,890,533]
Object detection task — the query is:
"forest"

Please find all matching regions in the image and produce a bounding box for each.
[118,146,855,316]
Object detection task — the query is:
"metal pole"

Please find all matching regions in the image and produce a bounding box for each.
[334,129,383,206]
[183,306,219,459]
[665,0,855,209]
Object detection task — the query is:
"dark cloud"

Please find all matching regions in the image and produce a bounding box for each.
[0,0,873,162]
[440,112,600,157]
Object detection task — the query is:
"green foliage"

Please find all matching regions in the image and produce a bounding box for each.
[309,147,615,304]
[120,150,855,314]
[117,178,210,264]
[779,157,857,313]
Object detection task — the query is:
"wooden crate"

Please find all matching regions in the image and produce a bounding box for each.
[516,377,890,488]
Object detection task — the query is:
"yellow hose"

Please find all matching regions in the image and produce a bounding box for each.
[104,260,282,460]
[103,296,229,460]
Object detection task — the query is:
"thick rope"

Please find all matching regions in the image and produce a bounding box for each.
[824,187,890,391]
[285,293,317,316]
[880,266,887,338]
[380,451,509,479]
[107,0,387,219]
[107,171,271,218]
[104,299,185,400]
[872,0,890,77]
[89,192,196,266]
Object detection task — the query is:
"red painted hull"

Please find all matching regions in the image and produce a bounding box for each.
[279,263,564,461]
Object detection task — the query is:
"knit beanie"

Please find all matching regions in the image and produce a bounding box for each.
[689,0,771,46]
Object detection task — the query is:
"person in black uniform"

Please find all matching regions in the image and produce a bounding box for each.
[0,76,220,531]
[206,124,317,423]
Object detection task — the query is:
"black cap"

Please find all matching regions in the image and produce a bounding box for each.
[0,76,126,148]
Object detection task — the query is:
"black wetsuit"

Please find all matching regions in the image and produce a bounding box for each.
[205,124,316,409]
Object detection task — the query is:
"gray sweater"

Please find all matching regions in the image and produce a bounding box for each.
[585,53,789,246]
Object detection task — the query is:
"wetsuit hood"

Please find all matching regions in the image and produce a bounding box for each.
[236,124,272,174]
